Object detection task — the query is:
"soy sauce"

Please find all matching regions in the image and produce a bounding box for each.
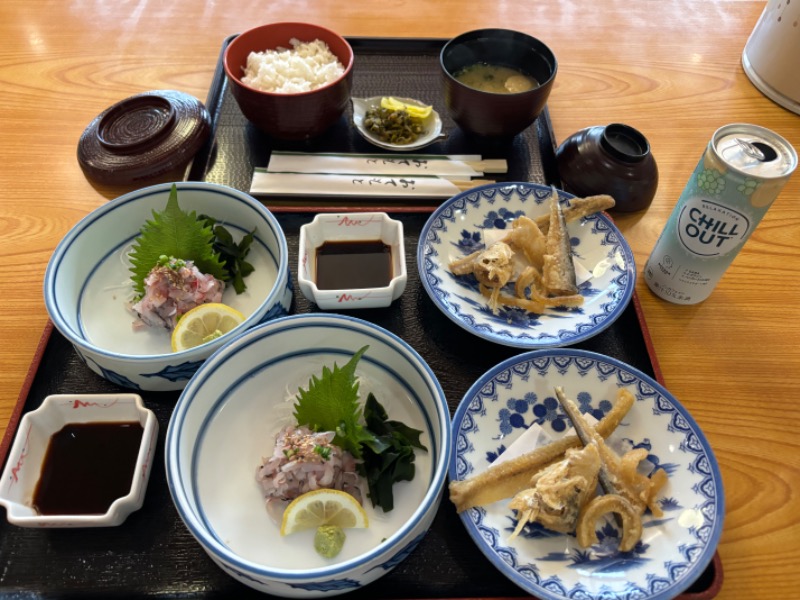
[316,240,392,290]
[32,421,144,515]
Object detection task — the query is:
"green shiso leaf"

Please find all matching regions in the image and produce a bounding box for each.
[293,345,376,459]
[128,185,228,295]
[292,347,428,513]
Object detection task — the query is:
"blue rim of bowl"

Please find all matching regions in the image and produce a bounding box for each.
[165,313,452,580]
[416,181,636,349]
[448,348,725,600]
[42,181,290,362]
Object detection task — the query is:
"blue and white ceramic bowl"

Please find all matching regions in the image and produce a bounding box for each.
[418,182,635,348]
[43,182,292,391]
[450,349,724,600]
[165,314,451,598]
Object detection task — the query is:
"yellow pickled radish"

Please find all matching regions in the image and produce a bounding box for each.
[380,96,432,119]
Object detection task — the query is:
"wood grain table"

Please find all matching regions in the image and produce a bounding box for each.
[1,1,798,598]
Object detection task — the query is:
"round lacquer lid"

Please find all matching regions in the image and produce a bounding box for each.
[77,90,211,185]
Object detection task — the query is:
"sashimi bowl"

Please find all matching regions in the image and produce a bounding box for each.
[43,181,292,391]
[165,313,451,597]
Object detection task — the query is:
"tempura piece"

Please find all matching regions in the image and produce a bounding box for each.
[446,192,615,315]
[448,250,481,276]
[448,388,634,513]
[471,241,515,311]
[502,216,546,271]
[472,241,515,288]
[577,493,643,552]
[542,190,579,296]
[479,282,546,315]
[554,387,667,516]
[534,194,616,235]
[515,267,584,309]
[508,444,600,539]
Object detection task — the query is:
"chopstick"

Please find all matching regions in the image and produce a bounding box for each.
[451,179,496,191]
[463,159,508,174]
[266,151,508,176]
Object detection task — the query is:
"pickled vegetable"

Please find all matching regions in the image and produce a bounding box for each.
[363,105,426,145]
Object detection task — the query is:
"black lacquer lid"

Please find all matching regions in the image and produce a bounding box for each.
[77,90,211,185]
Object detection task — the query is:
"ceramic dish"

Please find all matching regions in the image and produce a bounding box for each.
[0,394,158,527]
[223,22,354,140]
[43,182,292,391]
[77,90,211,185]
[440,28,557,138]
[449,349,724,600]
[297,212,407,309]
[165,314,451,596]
[351,96,444,151]
[417,182,635,348]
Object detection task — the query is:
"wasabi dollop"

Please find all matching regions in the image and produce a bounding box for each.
[314,525,346,558]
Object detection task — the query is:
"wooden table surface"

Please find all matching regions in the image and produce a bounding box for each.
[1,0,798,598]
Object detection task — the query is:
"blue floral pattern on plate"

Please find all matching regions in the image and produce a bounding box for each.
[417,183,636,348]
[449,349,724,600]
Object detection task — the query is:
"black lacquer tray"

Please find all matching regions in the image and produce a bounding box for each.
[187,36,561,212]
[0,37,722,599]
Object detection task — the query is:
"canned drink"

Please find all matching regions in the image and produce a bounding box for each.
[644,123,797,304]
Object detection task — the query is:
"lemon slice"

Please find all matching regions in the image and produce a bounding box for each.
[380,96,432,119]
[170,302,245,352]
[280,489,368,536]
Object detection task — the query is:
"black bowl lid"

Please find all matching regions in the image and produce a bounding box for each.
[77,90,211,185]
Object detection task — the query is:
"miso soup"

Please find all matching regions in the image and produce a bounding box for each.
[454,63,539,94]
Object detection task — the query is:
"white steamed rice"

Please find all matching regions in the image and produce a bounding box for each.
[241,38,345,94]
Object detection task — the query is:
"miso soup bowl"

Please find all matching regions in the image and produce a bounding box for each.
[43,182,292,391]
[0,393,158,528]
[440,28,557,138]
[297,212,407,310]
[165,313,451,597]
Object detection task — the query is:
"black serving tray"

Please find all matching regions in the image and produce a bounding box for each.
[186,35,561,212]
[0,36,722,600]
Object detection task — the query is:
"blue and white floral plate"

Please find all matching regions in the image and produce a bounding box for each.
[449,349,724,600]
[417,182,635,348]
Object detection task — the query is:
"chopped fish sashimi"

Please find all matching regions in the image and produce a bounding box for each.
[256,425,362,506]
[130,257,224,331]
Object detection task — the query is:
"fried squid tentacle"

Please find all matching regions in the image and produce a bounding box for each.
[577,493,643,552]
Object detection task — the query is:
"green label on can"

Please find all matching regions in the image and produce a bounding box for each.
[674,156,773,259]
[645,123,796,305]
[676,197,751,258]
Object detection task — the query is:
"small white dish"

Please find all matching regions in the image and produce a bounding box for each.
[417,182,635,348]
[298,212,407,310]
[0,393,158,527]
[450,349,724,600]
[352,96,444,151]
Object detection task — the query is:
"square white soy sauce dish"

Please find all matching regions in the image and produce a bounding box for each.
[0,393,158,527]
[298,212,407,309]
